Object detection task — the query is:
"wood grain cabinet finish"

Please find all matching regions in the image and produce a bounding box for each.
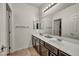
[45,42,58,55]
[32,35,40,53]
[49,51,56,56]
[32,35,70,56]
[39,44,49,56]
[39,39,45,46]
[35,39,40,53]
[32,35,36,47]
[39,39,49,56]
[58,50,70,56]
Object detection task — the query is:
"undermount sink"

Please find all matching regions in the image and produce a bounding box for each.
[43,34,62,42]
[57,38,62,41]
[44,35,53,38]
[50,38,63,42]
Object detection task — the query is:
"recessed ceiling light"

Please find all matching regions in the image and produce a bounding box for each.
[51,3,54,5]
[48,4,51,7]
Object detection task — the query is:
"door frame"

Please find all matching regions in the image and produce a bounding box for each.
[54,18,62,36]
[6,3,12,55]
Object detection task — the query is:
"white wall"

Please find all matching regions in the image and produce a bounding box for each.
[0,3,3,51]
[41,16,52,34]
[0,3,9,55]
[11,3,39,52]
[52,4,79,39]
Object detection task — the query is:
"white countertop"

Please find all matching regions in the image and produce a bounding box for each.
[32,34,79,56]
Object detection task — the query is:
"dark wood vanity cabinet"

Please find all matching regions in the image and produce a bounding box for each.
[32,35,70,56]
[39,40,49,56]
[45,42,58,56]
[58,50,70,56]
[32,35,36,48]
[49,51,56,56]
[45,42,70,56]
[32,35,49,56]
[32,35,40,53]
[35,39,40,53]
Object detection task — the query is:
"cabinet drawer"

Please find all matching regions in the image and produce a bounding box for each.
[45,43,58,55]
[39,40,45,46]
[59,50,70,56]
[32,35,36,40]
[50,52,56,56]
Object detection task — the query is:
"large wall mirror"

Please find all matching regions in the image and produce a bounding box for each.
[52,16,79,40]
[33,20,41,29]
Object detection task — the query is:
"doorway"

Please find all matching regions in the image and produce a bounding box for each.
[54,19,62,36]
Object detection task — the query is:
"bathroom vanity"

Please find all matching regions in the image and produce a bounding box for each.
[32,34,79,56]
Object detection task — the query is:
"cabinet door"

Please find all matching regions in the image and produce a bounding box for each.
[39,40,48,56]
[59,50,70,56]
[49,52,56,56]
[45,42,58,55]
[32,36,40,53]
[35,38,40,53]
[32,36,36,47]
[40,44,49,56]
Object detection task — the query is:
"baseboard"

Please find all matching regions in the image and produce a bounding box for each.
[10,46,33,54]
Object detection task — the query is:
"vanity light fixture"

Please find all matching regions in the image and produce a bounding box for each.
[43,3,57,13]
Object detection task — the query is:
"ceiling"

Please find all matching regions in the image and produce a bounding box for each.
[27,3,50,8]
[43,3,75,17]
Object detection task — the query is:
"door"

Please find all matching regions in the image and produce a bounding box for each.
[54,19,62,36]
